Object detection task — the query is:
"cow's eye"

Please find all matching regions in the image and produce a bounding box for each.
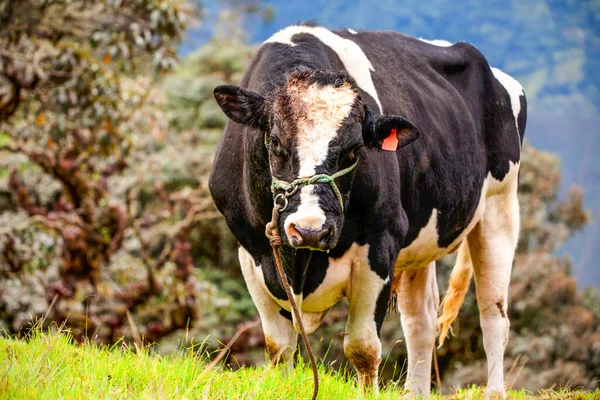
[343,144,362,161]
[270,136,279,148]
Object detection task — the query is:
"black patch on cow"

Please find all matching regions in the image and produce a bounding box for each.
[495,300,506,319]
[298,251,329,298]
[374,280,392,336]
[518,95,527,143]
[279,308,293,321]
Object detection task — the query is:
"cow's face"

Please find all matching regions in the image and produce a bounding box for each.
[214,70,419,251]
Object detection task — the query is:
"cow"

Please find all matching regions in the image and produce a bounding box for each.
[209,24,526,397]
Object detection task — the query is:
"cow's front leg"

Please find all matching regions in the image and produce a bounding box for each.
[239,247,297,366]
[396,262,439,397]
[344,244,391,391]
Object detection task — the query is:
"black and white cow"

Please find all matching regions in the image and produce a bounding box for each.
[210,25,526,397]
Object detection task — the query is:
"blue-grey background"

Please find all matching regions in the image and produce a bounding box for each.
[188,0,600,288]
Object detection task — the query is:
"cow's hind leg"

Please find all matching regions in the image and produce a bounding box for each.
[239,247,297,367]
[397,262,439,397]
[469,171,520,395]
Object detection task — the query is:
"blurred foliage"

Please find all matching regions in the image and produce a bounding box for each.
[161,33,255,132]
[0,0,190,120]
[220,0,275,23]
[0,0,242,345]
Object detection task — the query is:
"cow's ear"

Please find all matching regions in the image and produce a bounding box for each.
[363,105,420,151]
[214,85,269,130]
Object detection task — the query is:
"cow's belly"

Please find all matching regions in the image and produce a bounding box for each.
[395,179,488,271]
[394,162,520,273]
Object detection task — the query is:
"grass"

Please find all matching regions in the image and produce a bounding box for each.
[0,331,597,400]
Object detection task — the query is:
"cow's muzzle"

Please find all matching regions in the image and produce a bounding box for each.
[288,223,334,250]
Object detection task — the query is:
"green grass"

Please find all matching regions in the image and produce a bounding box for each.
[0,331,597,399]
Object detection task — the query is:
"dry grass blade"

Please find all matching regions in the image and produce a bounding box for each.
[204,319,261,374]
[125,309,143,352]
[433,347,442,394]
[39,294,58,328]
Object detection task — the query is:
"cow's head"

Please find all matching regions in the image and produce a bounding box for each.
[214,70,419,251]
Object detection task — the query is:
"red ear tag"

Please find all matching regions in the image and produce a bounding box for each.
[381,128,399,151]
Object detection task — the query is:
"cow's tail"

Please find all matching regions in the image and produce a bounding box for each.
[437,239,473,347]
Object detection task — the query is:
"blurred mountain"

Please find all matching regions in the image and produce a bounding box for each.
[186,0,600,287]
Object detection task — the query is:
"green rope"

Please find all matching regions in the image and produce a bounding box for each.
[270,161,358,212]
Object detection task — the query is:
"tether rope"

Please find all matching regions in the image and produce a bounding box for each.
[265,204,319,400]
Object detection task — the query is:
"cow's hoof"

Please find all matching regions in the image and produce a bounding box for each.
[485,387,506,399]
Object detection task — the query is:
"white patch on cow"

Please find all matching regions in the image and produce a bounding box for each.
[290,82,357,177]
[295,243,371,333]
[238,247,297,361]
[284,186,327,235]
[302,243,357,312]
[282,82,356,235]
[395,209,440,271]
[347,28,358,34]
[264,25,382,112]
[418,38,453,47]
[487,161,520,198]
[491,67,524,144]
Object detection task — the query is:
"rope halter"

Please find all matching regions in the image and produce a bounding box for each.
[270,160,358,213]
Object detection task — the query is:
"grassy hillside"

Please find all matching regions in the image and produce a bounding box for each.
[0,332,597,399]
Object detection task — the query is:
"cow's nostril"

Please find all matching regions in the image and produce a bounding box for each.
[291,234,302,246]
[289,224,304,246]
[318,227,333,247]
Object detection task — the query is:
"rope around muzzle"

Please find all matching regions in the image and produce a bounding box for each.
[265,204,319,400]
[270,160,358,213]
